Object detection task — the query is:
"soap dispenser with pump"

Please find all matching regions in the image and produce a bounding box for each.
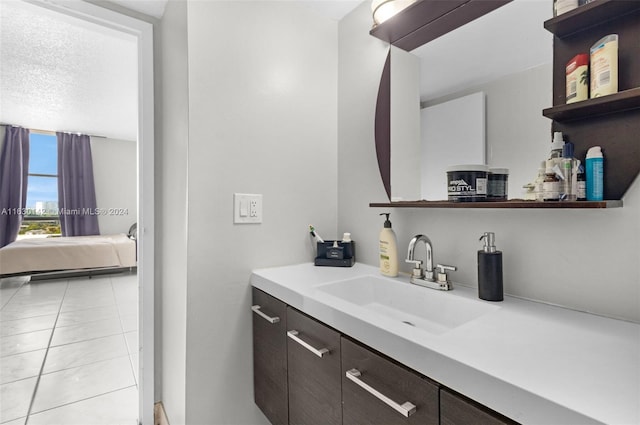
[478,232,503,302]
[379,213,398,277]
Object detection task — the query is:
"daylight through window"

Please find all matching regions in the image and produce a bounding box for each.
[19,133,61,238]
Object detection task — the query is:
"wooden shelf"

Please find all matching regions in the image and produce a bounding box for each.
[543,0,640,201]
[544,0,640,38]
[543,87,640,121]
[370,0,511,51]
[369,200,622,209]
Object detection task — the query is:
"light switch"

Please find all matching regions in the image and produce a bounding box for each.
[234,193,262,224]
[239,199,248,217]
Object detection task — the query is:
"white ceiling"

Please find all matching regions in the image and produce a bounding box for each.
[414,0,552,101]
[0,0,363,142]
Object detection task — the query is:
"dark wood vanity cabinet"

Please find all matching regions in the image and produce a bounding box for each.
[252,287,518,425]
[440,388,518,425]
[252,288,288,425]
[286,307,342,425]
[341,337,439,425]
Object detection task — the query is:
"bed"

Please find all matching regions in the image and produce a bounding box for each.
[0,234,136,278]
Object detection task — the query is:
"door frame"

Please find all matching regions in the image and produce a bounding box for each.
[25,1,155,423]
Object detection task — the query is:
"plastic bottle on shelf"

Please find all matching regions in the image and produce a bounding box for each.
[560,142,577,201]
[586,146,604,201]
[576,161,586,201]
[543,160,560,201]
[534,161,546,202]
[550,132,565,165]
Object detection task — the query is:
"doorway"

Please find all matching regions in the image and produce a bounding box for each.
[0,0,154,423]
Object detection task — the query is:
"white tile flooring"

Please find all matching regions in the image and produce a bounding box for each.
[0,272,138,425]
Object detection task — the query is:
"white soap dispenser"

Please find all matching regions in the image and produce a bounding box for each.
[379,213,398,277]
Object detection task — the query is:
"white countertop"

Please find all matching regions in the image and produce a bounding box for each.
[250,263,640,425]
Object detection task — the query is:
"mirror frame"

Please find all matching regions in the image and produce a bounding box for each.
[375,51,391,200]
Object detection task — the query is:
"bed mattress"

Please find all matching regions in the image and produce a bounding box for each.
[0,234,136,275]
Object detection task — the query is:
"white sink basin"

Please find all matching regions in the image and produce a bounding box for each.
[316,275,499,335]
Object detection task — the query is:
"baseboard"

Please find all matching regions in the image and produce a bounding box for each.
[154,402,170,425]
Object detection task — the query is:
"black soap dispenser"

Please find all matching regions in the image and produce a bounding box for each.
[478,232,503,302]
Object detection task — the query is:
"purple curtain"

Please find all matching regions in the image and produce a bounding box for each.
[57,132,100,236]
[0,126,30,248]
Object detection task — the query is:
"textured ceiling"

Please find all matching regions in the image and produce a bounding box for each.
[0,0,138,141]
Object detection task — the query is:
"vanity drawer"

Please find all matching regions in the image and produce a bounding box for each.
[252,288,288,425]
[286,307,342,425]
[341,337,439,425]
[441,388,518,425]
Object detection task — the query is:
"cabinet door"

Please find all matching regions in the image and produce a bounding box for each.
[440,388,518,425]
[287,307,342,425]
[341,337,439,425]
[252,288,288,425]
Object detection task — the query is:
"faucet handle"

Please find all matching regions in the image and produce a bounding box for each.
[405,259,424,279]
[435,264,457,284]
[436,264,456,273]
[405,259,422,267]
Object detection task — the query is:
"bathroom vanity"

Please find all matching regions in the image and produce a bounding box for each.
[250,263,639,425]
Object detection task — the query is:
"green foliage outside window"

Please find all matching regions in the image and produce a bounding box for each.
[19,220,61,236]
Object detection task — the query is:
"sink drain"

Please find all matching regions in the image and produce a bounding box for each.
[402,321,415,327]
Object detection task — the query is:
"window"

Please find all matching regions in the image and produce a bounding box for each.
[18,133,61,238]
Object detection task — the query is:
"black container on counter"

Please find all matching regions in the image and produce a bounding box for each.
[478,232,503,302]
[315,241,355,267]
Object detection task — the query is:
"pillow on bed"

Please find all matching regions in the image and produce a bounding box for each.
[128,223,137,240]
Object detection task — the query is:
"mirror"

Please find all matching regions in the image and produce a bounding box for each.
[387,0,553,201]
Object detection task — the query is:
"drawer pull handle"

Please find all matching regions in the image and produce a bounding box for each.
[287,330,329,358]
[345,368,417,417]
[251,305,280,324]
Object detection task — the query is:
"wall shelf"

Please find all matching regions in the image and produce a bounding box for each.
[542,0,640,201]
[370,0,511,51]
[544,0,640,38]
[542,87,640,121]
[369,200,622,209]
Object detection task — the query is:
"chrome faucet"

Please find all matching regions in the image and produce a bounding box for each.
[406,235,435,280]
[405,234,456,291]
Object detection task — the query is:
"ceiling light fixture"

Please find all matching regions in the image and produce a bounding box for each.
[371,0,417,26]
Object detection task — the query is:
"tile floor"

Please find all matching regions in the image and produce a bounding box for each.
[0,272,138,425]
